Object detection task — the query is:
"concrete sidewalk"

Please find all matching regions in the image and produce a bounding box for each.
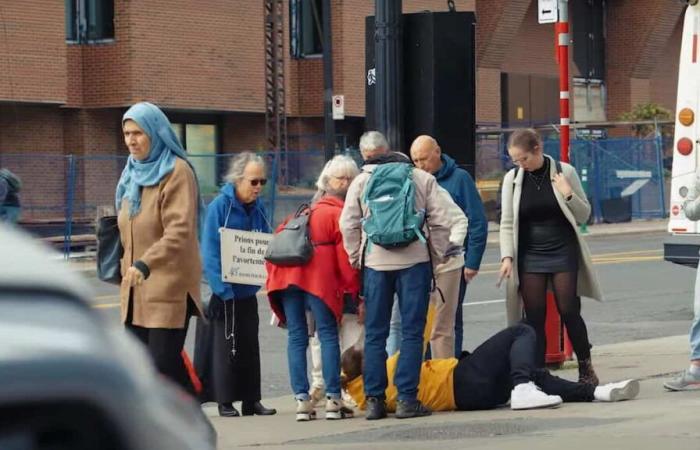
[206,333,698,450]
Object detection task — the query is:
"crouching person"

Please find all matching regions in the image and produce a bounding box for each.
[342,322,639,412]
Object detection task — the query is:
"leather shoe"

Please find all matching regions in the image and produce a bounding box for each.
[242,401,277,416]
[365,396,387,420]
[218,403,240,417]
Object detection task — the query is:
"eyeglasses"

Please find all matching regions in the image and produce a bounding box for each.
[247,178,267,187]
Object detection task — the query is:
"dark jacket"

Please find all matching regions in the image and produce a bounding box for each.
[434,154,487,270]
[201,183,271,301]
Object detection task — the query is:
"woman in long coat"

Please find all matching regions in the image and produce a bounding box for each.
[117,102,204,393]
[195,152,276,418]
[498,128,603,385]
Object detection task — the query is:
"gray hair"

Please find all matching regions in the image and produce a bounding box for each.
[315,154,360,192]
[224,152,266,185]
[359,131,389,158]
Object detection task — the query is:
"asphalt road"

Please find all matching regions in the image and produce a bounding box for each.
[85,231,696,399]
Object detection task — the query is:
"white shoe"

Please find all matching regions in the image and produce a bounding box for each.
[325,397,354,420]
[309,386,326,409]
[510,382,563,410]
[594,379,640,402]
[295,399,317,422]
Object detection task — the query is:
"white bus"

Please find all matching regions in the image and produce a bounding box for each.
[664,0,700,267]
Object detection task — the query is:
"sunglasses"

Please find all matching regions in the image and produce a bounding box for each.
[247,178,267,187]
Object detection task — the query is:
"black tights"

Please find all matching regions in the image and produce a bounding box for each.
[519,271,591,367]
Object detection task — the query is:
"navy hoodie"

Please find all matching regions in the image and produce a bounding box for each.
[201,183,271,301]
[434,154,488,271]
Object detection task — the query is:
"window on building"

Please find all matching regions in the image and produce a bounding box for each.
[171,122,220,197]
[65,0,115,43]
[290,0,323,58]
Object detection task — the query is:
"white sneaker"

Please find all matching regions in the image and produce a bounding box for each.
[594,379,640,402]
[295,399,317,422]
[663,369,700,391]
[510,382,563,410]
[325,397,354,420]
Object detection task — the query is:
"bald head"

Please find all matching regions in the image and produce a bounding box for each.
[410,135,442,174]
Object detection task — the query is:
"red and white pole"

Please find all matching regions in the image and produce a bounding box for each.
[556,0,570,163]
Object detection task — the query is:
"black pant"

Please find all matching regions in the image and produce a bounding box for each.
[194,294,261,404]
[452,323,594,410]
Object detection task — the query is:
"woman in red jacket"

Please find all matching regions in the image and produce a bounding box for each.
[266,154,361,422]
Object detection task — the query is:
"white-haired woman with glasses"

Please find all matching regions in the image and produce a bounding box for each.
[195,152,276,418]
[266,154,362,422]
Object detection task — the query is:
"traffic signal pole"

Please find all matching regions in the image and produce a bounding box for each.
[374,0,403,151]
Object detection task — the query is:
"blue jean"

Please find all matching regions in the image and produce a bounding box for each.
[691,266,700,360]
[454,276,467,357]
[363,262,431,402]
[280,288,341,400]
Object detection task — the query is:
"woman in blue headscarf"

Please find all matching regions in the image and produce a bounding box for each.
[116,102,205,393]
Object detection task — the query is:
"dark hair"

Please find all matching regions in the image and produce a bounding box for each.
[507,128,542,153]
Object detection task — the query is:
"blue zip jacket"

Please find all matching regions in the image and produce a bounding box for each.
[434,154,488,271]
[202,183,271,300]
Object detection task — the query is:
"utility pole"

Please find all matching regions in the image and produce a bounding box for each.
[374,0,403,151]
[322,0,335,161]
[556,0,570,163]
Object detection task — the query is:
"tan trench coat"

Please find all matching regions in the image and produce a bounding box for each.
[499,155,603,325]
[118,158,203,328]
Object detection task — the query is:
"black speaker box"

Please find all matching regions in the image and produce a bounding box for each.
[365,11,476,177]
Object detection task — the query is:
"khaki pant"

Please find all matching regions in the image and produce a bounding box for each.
[430,268,463,359]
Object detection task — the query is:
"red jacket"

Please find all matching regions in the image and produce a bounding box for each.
[266,196,360,324]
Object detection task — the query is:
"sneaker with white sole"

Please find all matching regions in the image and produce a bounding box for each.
[594,379,640,402]
[663,369,700,391]
[325,397,354,420]
[510,382,563,410]
[295,399,317,422]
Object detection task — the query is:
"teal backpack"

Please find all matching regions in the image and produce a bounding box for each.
[361,162,426,248]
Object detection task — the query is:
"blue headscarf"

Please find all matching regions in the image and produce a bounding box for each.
[115,102,206,234]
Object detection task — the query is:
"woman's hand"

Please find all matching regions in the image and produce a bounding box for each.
[498,257,513,288]
[552,173,573,199]
[124,266,145,287]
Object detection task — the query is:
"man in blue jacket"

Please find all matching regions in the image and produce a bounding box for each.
[410,135,488,357]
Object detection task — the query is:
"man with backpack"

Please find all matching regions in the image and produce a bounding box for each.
[410,135,488,357]
[0,168,22,224]
[339,131,453,420]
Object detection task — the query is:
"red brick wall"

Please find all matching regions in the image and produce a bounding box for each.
[222,114,268,153]
[0,1,66,103]
[650,17,683,113]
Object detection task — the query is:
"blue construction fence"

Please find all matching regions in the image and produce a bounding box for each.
[0,136,669,257]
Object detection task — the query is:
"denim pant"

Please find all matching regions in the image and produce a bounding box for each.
[691,265,700,360]
[364,262,431,402]
[280,288,341,400]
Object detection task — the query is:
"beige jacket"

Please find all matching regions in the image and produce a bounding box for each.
[118,158,203,329]
[499,155,603,325]
[340,164,453,271]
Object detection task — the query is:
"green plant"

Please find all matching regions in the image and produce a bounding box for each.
[619,102,673,138]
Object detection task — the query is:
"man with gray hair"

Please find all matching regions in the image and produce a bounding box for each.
[339,131,453,420]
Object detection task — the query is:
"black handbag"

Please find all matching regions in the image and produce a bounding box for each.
[264,204,314,266]
[96,215,123,285]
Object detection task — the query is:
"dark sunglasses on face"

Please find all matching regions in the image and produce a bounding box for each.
[247,178,267,187]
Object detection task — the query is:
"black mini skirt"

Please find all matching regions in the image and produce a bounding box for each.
[518,223,578,273]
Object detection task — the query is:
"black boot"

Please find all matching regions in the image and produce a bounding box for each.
[395,399,432,419]
[218,403,240,417]
[242,401,277,416]
[578,358,600,386]
[365,396,387,420]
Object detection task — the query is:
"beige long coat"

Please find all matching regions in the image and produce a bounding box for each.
[118,158,203,329]
[499,155,603,325]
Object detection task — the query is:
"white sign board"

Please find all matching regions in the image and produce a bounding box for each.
[220,229,272,286]
[538,0,558,24]
[332,95,345,120]
[616,170,652,197]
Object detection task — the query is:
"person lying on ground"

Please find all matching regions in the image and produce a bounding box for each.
[342,322,639,416]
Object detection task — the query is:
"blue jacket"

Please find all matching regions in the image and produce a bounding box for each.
[434,154,488,270]
[202,184,271,300]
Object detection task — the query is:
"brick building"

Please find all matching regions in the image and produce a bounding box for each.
[0,0,688,219]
